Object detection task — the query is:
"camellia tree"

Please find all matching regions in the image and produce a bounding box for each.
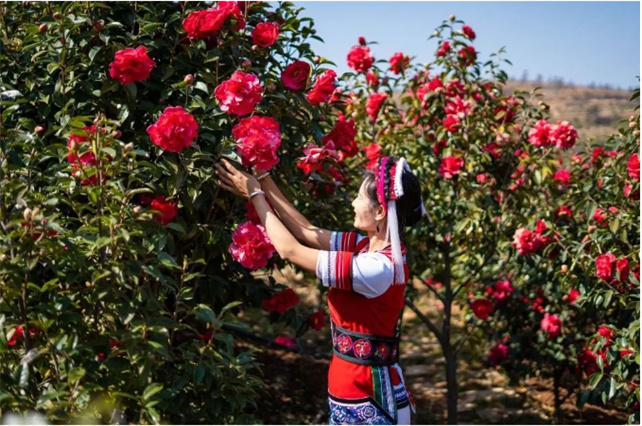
[334,15,640,424]
[0,1,353,423]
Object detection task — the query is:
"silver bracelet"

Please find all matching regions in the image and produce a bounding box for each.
[256,172,270,181]
[249,190,265,200]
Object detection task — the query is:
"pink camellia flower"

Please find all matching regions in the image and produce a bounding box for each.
[492,279,515,303]
[628,154,640,181]
[489,342,508,365]
[308,310,325,331]
[182,2,245,40]
[567,288,581,304]
[232,116,281,171]
[459,46,476,66]
[462,24,476,40]
[281,61,310,91]
[540,313,562,339]
[512,228,541,256]
[251,22,279,47]
[550,121,578,150]
[109,46,155,85]
[150,196,178,225]
[595,253,617,282]
[214,71,263,116]
[306,70,337,105]
[365,93,388,120]
[470,298,494,320]
[436,41,450,57]
[229,221,275,270]
[443,114,461,133]
[476,173,488,184]
[553,169,571,185]
[389,52,410,75]
[272,335,297,350]
[439,156,464,179]
[347,45,374,73]
[528,120,552,147]
[147,106,198,152]
[296,141,340,175]
[366,71,379,87]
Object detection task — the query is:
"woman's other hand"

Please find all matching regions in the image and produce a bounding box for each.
[214,158,261,199]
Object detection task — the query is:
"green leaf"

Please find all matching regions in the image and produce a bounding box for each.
[589,372,603,389]
[158,252,179,269]
[194,304,215,324]
[143,383,163,401]
[68,367,86,382]
[220,301,243,316]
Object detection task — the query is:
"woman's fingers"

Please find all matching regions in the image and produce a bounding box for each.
[221,158,238,176]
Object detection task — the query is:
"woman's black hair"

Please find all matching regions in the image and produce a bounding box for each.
[361,163,423,230]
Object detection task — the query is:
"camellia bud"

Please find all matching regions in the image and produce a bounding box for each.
[31,207,40,218]
[69,140,79,152]
[34,125,45,134]
[449,14,456,22]
[184,74,195,85]
[38,23,48,34]
[312,56,320,63]
[0,254,7,262]
[633,130,640,137]
[23,208,33,222]
[241,59,252,70]
[317,115,325,122]
[561,265,568,274]
[587,225,596,233]
[133,206,142,215]
[424,62,430,69]
[124,142,134,152]
[92,21,104,32]
[251,44,258,52]
[53,11,62,19]
[539,102,549,111]
[629,121,636,128]
[358,36,366,46]
[110,130,122,139]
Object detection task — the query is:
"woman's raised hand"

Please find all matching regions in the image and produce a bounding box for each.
[214,158,261,199]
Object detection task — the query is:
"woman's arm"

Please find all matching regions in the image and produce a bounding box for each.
[257,175,333,250]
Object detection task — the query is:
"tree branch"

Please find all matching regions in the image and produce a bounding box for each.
[405,297,444,347]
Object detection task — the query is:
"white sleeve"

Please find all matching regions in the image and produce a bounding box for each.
[315,251,394,299]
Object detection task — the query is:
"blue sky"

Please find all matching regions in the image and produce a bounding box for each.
[294,1,640,89]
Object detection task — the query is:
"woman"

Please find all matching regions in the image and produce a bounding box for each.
[214,156,426,425]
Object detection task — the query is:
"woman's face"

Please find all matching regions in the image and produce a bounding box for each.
[351,180,381,231]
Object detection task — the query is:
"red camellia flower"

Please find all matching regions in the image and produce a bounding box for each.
[616,257,630,282]
[489,343,508,365]
[567,288,581,304]
[308,310,325,331]
[540,313,562,339]
[443,114,461,133]
[281,61,310,90]
[459,46,476,66]
[150,196,178,225]
[214,71,263,116]
[306,70,337,105]
[272,335,297,349]
[389,52,410,75]
[229,221,276,270]
[252,21,279,47]
[365,93,388,121]
[297,141,340,175]
[470,298,494,320]
[550,121,578,150]
[322,119,358,156]
[628,153,640,181]
[593,207,607,227]
[358,36,366,46]
[623,181,640,200]
[262,288,300,313]
[492,279,515,303]
[439,156,464,179]
[109,339,124,350]
[364,143,382,171]
[528,120,552,147]
[445,79,465,98]
[553,169,571,185]
[620,348,635,358]
[595,253,617,282]
[8,325,24,347]
[445,96,472,117]
[554,205,573,220]
[436,41,450,57]
[512,228,541,256]
[347,45,374,73]
[147,106,198,152]
[462,24,476,40]
[597,325,615,343]
[366,71,379,87]
[109,46,155,85]
[578,348,605,376]
[67,125,111,185]
[232,116,281,171]
[182,2,245,40]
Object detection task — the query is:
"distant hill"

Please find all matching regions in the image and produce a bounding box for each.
[504,81,639,143]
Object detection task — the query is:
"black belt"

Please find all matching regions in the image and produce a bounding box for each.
[331,321,400,366]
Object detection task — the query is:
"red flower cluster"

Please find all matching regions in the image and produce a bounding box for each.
[366,93,388,121]
[389,52,410,75]
[262,288,300,313]
[281,61,310,90]
[322,119,358,158]
[232,116,282,171]
[147,106,198,152]
[308,310,325,331]
[445,96,472,117]
[470,298,494,320]
[595,253,629,283]
[307,70,337,105]
[439,156,464,179]
[364,143,382,171]
[540,313,562,339]
[109,46,155,85]
[489,342,508,365]
[578,347,606,376]
[8,325,40,347]
[182,2,245,40]
[297,141,340,175]
[628,153,640,181]
[459,46,476,66]
[67,125,111,185]
[347,45,374,73]
[528,120,578,149]
[229,221,275,270]
[528,120,552,147]
[436,41,450,57]
[150,196,178,225]
[252,22,279,47]
[215,71,263,116]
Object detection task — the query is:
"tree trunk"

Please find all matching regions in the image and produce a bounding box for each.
[444,342,458,424]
